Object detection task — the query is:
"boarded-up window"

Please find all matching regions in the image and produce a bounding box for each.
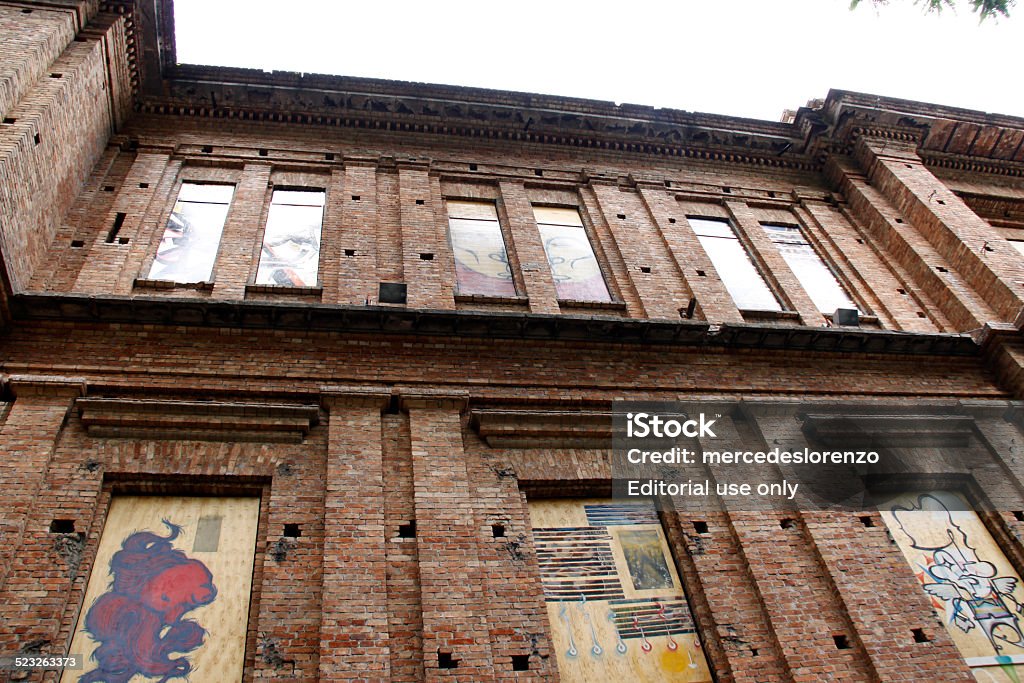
[64,496,260,683]
[880,491,1024,681]
[534,207,611,302]
[528,499,712,682]
[689,217,781,311]
[446,200,515,296]
[148,183,233,283]
[762,223,856,314]
[255,189,325,287]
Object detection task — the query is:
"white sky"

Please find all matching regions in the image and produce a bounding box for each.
[174,0,1024,123]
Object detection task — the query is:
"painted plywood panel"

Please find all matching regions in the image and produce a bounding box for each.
[529,499,712,682]
[880,491,1024,682]
[63,496,260,683]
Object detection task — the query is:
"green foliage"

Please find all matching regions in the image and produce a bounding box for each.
[849,0,1014,20]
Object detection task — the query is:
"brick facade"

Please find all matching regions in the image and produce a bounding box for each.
[4,1,1024,681]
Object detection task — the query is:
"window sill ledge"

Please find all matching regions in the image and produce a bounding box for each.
[245,284,323,296]
[134,278,214,291]
[558,299,627,312]
[740,309,800,322]
[454,293,529,306]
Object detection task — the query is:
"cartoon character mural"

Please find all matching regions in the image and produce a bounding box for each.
[882,491,1024,683]
[79,520,216,683]
[892,494,1024,653]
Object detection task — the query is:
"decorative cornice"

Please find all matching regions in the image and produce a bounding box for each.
[76,397,319,442]
[8,292,980,357]
[469,409,612,448]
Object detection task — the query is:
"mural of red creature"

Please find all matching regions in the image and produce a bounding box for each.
[79,520,217,683]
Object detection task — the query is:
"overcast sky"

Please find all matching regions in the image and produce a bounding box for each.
[174,0,1024,123]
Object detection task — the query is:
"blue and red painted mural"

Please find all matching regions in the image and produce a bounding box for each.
[79,520,217,683]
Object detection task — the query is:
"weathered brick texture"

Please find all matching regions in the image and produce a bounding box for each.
[5,3,1024,682]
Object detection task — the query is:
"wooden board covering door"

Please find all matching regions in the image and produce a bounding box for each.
[62,496,260,683]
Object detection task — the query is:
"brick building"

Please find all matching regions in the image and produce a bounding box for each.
[4,1,1024,681]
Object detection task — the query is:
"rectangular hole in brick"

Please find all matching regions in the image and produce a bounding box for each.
[258,149,268,156]
[75,36,87,42]
[106,212,126,243]
[438,651,458,669]
[768,191,777,198]
[1014,511,1024,521]
[696,270,707,277]
[71,240,85,248]
[325,153,335,160]
[415,199,425,205]
[897,288,907,295]
[936,266,948,273]
[859,515,875,527]
[722,187,732,193]
[668,217,676,224]
[750,648,759,657]
[118,237,129,245]
[50,519,75,534]
[2,118,15,124]
[693,520,709,534]
[50,73,63,79]
[905,163,914,168]
[511,655,529,671]
[344,249,356,257]
[917,311,927,318]
[283,523,301,538]
[535,169,544,176]
[103,186,115,192]
[398,521,416,538]
[351,195,361,201]
[895,218,904,224]
[912,628,930,643]
[420,253,434,260]
[201,145,213,153]
[640,266,652,273]
[617,213,626,219]
[34,133,41,145]
[139,182,149,189]
[779,517,796,530]
[856,238,864,244]
[833,634,851,650]
[469,163,478,171]
[492,524,505,538]
[937,199,946,205]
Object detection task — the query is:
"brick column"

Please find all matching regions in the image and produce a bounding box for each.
[827,154,994,330]
[587,182,682,319]
[398,162,453,309]
[0,375,84,593]
[337,159,380,305]
[744,405,973,682]
[697,412,879,682]
[66,151,173,294]
[497,181,559,314]
[211,163,272,298]
[319,386,392,680]
[403,391,495,680]
[841,137,1024,328]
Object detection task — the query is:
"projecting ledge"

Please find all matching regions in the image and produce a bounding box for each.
[76,397,320,443]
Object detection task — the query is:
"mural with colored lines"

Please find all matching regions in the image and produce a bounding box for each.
[529,499,712,682]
